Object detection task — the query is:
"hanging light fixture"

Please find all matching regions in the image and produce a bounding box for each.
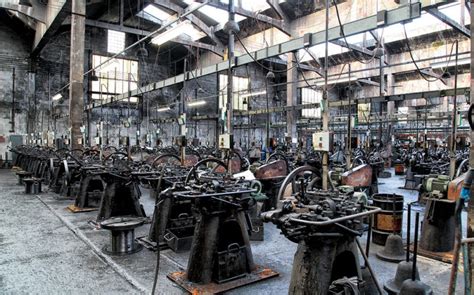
[90,70,99,81]
[19,0,33,7]
[187,100,206,108]
[52,93,63,101]
[266,71,275,80]
[151,21,192,46]
[136,45,149,58]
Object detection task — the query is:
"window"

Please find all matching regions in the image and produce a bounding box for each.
[398,106,409,125]
[107,30,125,54]
[357,103,371,123]
[90,54,139,102]
[301,88,322,118]
[137,4,173,24]
[183,0,246,26]
[219,75,249,111]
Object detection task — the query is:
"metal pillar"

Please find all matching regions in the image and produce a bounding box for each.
[321,0,330,190]
[287,53,298,149]
[226,0,235,135]
[449,41,459,179]
[468,1,474,288]
[10,67,15,133]
[346,65,352,170]
[69,0,85,150]
[378,40,385,146]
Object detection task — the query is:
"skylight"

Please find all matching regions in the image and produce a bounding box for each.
[151,20,206,45]
[219,0,270,11]
[380,2,469,43]
[184,0,246,26]
[298,43,347,63]
[137,4,173,24]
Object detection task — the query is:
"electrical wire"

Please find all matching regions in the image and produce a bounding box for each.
[295,49,349,92]
[403,24,457,83]
[235,34,301,73]
[332,0,378,65]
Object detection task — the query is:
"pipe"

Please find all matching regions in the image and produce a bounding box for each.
[355,238,383,295]
[10,67,15,133]
[406,203,412,262]
[365,214,372,268]
[288,206,381,226]
[412,212,420,281]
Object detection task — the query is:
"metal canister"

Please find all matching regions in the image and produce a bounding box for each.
[372,193,404,245]
[394,163,405,175]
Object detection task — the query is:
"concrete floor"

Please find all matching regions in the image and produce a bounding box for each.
[0,169,464,294]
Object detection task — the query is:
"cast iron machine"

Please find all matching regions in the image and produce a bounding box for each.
[166,158,278,293]
[417,171,467,257]
[66,149,106,212]
[246,152,290,241]
[137,156,195,252]
[262,165,382,294]
[94,152,147,222]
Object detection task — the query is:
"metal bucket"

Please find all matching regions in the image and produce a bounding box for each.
[394,163,405,175]
[24,179,41,194]
[372,193,404,245]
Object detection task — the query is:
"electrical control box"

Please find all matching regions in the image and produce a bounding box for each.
[312,131,332,152]
[219,133,233,150]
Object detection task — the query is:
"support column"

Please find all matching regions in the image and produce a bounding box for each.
[322,0,330,190]
[449,41,459,179]
[378,39,385,145]
[286,52,297,148]
[226,0,235,135]
[468,0,474,287]
[386,73,395,127]
[69,0,85,150]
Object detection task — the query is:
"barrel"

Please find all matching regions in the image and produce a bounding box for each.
[371,193,404,245]
[394,163,405,175]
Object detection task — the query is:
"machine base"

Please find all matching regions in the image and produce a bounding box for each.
[167,265,278,294]
[135,236,169,251]
[102,243,143,256]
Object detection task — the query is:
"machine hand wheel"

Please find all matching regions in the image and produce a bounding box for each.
[103,152,132,170]
[152,153,181,167]
[276,165,322,204]
[184,158,228,185]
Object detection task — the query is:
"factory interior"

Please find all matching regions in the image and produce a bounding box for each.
[1,0,474,294]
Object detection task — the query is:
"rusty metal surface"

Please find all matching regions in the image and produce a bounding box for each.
[228,159,241,174]
[167,266,279,294]
[254,160,288,180]
[341,164,373,187]
[447,173,466,201]
[394,163,405,175]
[183,155,199,167]
[375,215,402,232]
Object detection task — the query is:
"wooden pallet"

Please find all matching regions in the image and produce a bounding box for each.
[168,266,279,294]
[66,204,98,213]
[408,244,459,264]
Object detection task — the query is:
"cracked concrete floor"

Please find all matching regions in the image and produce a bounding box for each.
[0,169,465,294]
